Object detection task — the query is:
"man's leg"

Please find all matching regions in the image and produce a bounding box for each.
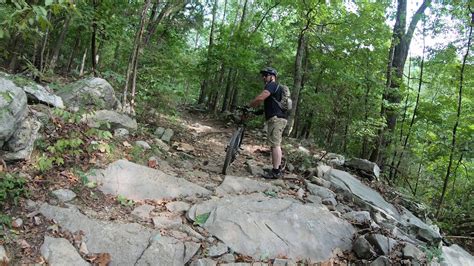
[272,146,282,169]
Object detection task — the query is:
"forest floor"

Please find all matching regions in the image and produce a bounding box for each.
[2,106,317,264]
[1,105,472,264]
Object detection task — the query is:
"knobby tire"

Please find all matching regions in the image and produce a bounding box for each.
[222,128,244,175]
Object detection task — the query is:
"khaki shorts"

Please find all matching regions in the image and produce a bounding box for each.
[267,116,287,147]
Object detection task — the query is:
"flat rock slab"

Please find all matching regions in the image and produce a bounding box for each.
[40,236,89,266]
[88,160,211,201]
[216,175,276,196]
[187,194,355,262]
[39,203,197,265]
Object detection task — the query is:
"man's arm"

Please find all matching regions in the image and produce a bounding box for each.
[249,89,270,108]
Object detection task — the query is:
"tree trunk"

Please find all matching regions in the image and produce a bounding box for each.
[39,27,50,73]
[79,47,87,77]
[49,16,71,71]
[66,35,81,74]
[221,68,234,112]
[394,30,425,180]
[285,30,306,136]
[122,0,152,113]
[8,35,21,73]
[285,8,312,136]
[371,0,431,165]
[436,11,472,219]
[91,0,99,77]
[198,0,218,105]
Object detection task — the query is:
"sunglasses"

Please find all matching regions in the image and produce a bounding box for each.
[262,73,270,77]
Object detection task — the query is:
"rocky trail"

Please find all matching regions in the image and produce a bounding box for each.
[1,75,473,265]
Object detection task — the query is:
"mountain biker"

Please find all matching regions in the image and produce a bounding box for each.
[249,67,288,179]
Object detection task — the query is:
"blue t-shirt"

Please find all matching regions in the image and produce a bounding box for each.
[264,81,287,120]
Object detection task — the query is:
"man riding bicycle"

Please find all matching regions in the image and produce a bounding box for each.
[249,67,288,179]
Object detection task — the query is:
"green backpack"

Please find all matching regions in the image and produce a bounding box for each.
[272,84,292,112]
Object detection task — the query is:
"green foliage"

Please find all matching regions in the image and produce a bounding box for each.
[194,212,210,225]
[35,109,114,172]
[0,173,28,207]
[117,195,134,207]
[421,245,444,263]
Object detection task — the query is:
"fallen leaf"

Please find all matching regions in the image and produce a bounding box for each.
[122,141,132,147]
[148,159,157,168]
[19,239,30,249]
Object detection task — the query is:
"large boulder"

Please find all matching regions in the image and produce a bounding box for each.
[57,77,121,111]
[344,158,380,179]
[23,83,64,108]
[1,116,42,161]
[0,75,28,148]
[82,110,137,130]
[187,193,355,262]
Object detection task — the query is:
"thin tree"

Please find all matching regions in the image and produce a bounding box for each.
[122,0,152,114]
[436,10,473,218]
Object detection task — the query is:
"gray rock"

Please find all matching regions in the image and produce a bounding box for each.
[113,128,129,138]
[131,204,155,220]
[366,234,397,255]
[209,242,228,257]
[326,168,441,244]
[40,203,153,265]
[135,234,200,265]
[402,243,424,260]
[82,110,137,130]
[310,176,331,188]
[23,84,64,108]
[246,160,265,176]
[316,164,332,179]
[88,159,211,201]
[12,218,23,228]
[154,127,165,138]
[220,254,235,263]
[324,153,345,166]
[190,258,217,266]
[273,258,296,266]
[0,75,28,147]
[57,77,121,111]
[52,189,77,202]
[306,195,322,204]
[154,138,170,151]
[353,236,374,259]
[2,116,41,161]
[135,140,151,150]
[216,175,276,196]
[297,146,310,155]
[342,211,371,224]
[187,194,355,262]
[440,244,474,266]
[344,158,380,179]
[306,182,336,199]
[40,236,89,266]
[322,197,337,207]
[161,128,174,143]
[0,245,9,264]
[166,201,191,213]
[152,214,182,228]
[370,256,390,266]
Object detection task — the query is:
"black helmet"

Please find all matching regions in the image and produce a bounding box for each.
[260,67,278,77]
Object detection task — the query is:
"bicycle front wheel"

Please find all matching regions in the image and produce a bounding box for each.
[222,128,244,175]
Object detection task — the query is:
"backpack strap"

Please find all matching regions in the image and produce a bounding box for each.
[270,84,283,109]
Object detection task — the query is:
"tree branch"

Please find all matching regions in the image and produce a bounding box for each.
[251,1,280,34]
[406,0,431,42]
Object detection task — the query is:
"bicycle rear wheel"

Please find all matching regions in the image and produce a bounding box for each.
[222,128,244,175]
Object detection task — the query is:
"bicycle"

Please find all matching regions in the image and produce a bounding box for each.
[222,106,255,175]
